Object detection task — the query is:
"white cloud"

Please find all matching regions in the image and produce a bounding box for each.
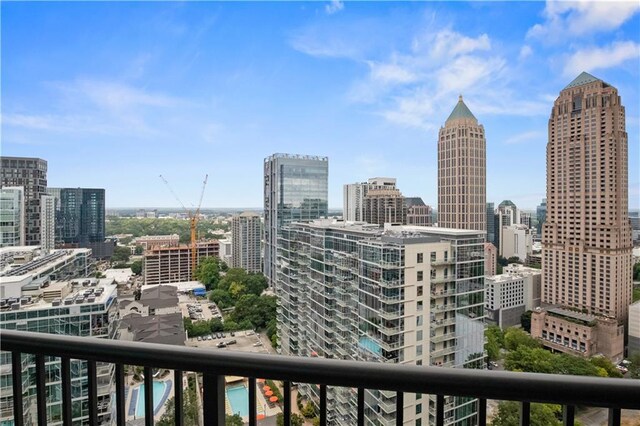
[519,45,533,60]
[563,41,640,76]
[504,131,546,145]
[325,0,344,15]
[528,0,640,41]
[368,61,418,84]
[424,30,491,60]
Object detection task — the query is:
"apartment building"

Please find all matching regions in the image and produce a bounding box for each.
[485,264,541,328]
[231,212,261,272]
[277,220,485,425]
[143,241,220,286]
[0,187,25,247]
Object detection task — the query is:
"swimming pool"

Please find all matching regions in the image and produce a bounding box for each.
[226,384,249,417]
[359,336,382,356]
[134,381,171,418]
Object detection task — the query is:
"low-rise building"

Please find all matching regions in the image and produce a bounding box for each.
[119,285,180,317]
[531,307,624,362]
[485,264,541,328]
[143,241,219,286]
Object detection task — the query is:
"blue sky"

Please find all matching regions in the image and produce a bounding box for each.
[2,1,639,210]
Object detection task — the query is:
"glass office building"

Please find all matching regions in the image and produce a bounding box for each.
[46,188,106,245]
[263,153,328,289]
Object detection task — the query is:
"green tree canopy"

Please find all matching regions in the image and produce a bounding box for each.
[111,246,131,263]
[491,401,561,426]
[130,260,143,275]
[503,328,540,351]
[194,256,221,289]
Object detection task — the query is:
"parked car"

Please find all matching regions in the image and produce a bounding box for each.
[217,342,226,348]
[207,335,212,341]
[252,342,262,347]
[197,336,202,341]
[226,340,237,345]
[230,332,235,337]
[217,332,223,339]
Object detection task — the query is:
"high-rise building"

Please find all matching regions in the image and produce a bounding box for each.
[437,96,486,231]
[542,72,633,322]
[486,202,495,245]
[484,242,497,277]
[0,156,48,246]
[494,200,520,253]
[263,153,328,288]
[343,182,369,222]
[500,225,533,262]
[277,220,485,425]
[47,188,106,245]
[536,198,547,236]
[362,178,406,226]
[0,187,25,247]
[231,211,261,272]
[40,194,56,251]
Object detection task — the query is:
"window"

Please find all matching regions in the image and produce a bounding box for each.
[416,403,422,414]
[417,253,423,264]
[430,252,436,262]
[417,271,423,281]
[417,286,423,297]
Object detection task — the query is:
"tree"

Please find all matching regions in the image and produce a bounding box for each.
[505,346,556,374]
[134,245,144,255]
[209,288,233,308]
[302,401,317,418]
[195,256,221,289]
[491,401,561,426]
[130,260,143,275]
[111,246,131,263]
[626,353,640,379]
[507,256,523,264]
[497,256,510,267]
[157,377,199,425]
[503,328,540,351]
[276,413,304,426]
[633,263,640,281]
[226,414,243,426]
[589,356,623,378]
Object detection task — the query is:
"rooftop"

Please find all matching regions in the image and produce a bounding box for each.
[446,95,477,124]
[119,312,186,345]
[563,71,604,90]
[547,307,598,324]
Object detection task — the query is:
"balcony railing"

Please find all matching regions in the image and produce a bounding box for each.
[2,330,639,426]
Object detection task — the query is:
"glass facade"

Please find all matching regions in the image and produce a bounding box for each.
[264,154,328,288]
[47,188,106,245]
[277,221,485,425]
[0,188,24,247]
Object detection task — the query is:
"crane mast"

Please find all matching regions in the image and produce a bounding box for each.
[159,174,208,280]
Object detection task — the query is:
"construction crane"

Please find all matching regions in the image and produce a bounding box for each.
[159,174,209,279]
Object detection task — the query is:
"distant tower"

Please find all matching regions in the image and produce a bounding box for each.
[40,194,56,251]
[263,154,328,289]
[542,72,632,321]
[231,212,261,273]
[0,187,25,247]
[0,156,48,245]
[437,96,486,230]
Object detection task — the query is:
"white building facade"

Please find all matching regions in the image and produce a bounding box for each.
[485,264,542,328]
[0,187,25,247]
[499,224,533,262]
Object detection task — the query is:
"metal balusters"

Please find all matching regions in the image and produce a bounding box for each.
[478,398,487,426]
[563,405,575,426]
[61,357,72,426]
[249,377,257,426]
[520,401,530,426]
[608,408,621,426]
[435,394,444,426]
[202,374,225,426]
[35,354,46,426]
[11,351,24,426]
[144,366,153,426]
[396,391,404,426]
[88,360,98,426]
[283,381,291,426]
[115,364,125,426]
[357,387,365,426]
[319,384,327,426]
[174,370,183,426]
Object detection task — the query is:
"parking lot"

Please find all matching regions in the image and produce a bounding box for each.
[186,330,271,354]
[179,294,222,322]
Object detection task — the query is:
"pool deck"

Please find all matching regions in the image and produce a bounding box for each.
[225,380,281,422]
[125,375,175,422]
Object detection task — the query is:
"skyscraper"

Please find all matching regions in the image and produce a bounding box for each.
[231,211,262,272]
[438,96,486,231]
[263,154,328,289]
[536,198,547,236]
[0,187,25,247]
[343,182,368,221]
[542,72,633,322]
[486,202,495,244]
[40,194,56,251]
[0,156,47,246]
[47,188,106,244]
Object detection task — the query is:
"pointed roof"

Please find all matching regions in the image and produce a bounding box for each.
[446,95,477,124]
[564,71,601,90]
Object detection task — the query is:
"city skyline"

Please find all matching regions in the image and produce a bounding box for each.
[3,2,639,209]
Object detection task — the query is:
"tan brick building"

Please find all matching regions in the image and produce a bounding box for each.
[144,241,219,286]
[437,96,486,231]
[531,307,624,362]
[542,72,633,322]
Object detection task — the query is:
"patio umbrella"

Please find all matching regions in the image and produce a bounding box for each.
[263,385,271,391]
[270,396,278,402]
[257,378,265,383]
[265,390,273,397]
